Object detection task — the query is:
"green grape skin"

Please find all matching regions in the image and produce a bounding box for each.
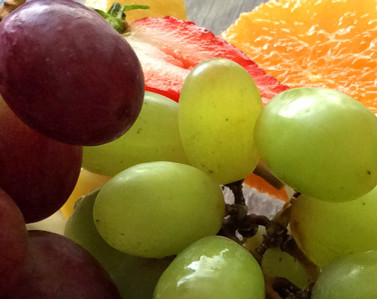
[255,87,377,202]
[154,236,265,299]
[290,186,377,268]
[93,161,225,258]
[178,58,263,185]
[262,248,310,289]
[64,190,172,299]
[244,225,266,252]
[245,226,310,288]
[83,92,189,177]
[312,250,377,299]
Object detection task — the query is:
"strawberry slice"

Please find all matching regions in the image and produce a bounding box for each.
[127,16,288,103]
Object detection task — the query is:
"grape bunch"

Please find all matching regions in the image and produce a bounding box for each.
[1,0,377,298]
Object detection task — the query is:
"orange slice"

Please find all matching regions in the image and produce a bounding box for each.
[222,0,377,114]
[244,173,289,202]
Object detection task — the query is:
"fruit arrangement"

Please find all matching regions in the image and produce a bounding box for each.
[1,0,377,298]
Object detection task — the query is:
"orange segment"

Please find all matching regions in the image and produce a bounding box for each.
[61,168,110,218]
[85,0,187,22]
[244,173,289,202]
[222,0,377,114]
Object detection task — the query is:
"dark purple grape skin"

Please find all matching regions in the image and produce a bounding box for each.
[0,188,28,295]
[4,230,121,299]
[0,0,144,146]
[0,98,82,223]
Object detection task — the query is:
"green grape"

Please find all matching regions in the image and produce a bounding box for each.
[290,186,377,268]
[83,92,189,177]
[93,161,225,258]
[154,236,265,299]
[312,250,377,299]
[178,58,263,185]
[64,190,172,299]
[244,225,266,252]
[255,87,377,202]
[262,248,310,289]
[244,226,310,288]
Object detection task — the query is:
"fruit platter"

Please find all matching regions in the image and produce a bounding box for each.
[0,0,377,298]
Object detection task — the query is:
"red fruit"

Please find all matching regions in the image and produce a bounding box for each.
[127,16,288,103]
[0,98,82,223]
[0,188,28,295]
[5,231,121,299]
[0,0,144,146]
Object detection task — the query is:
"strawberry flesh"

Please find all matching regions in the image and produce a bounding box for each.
[127,16,288,103]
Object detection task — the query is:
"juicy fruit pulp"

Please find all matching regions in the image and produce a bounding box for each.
[2,0,376,297]
[154,236,265,299]
[222,0,377,114]
[255,87,377,202]
[0,97,82,223]
[127,16,288,103]
[179,58,263,185]
[0,0,144,145]
[83,92,189,177]
[94,161,225,258]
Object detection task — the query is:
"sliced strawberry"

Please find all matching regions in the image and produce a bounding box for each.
[127,16,288,103]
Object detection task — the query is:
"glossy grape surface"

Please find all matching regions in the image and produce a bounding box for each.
[65,190,172,299]
[255,87,377,202]
[262,248,310,289]
[0,0,144,145]
[312,250,377,299]
[290,186,377,267]
[83,92,189,176]
[0,97,82,223]
[6,230,120,298]
[0,188,28,295]
[179,58,263,184]
[154,235,265,299]
[94,161,225,258]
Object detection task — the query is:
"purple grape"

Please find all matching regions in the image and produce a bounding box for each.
[0,188,28,295]
[0,99,82,223]
[5,230,121,298]
[0,0,144,145]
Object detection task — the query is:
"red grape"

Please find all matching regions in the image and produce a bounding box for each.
[0,0,144,145]
[5,230,121,299]
[0,98,82,223]
[0,188,28,295]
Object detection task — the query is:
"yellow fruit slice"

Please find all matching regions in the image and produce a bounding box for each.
[61,168,110,218]
[85,0,187,22]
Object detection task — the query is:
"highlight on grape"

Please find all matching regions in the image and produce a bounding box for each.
[0,0,377,298]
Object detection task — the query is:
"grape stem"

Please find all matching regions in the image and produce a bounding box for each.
[94,2,149,33]
[221,181,319,299]
[254,160,285,190]
[271,277,314,299]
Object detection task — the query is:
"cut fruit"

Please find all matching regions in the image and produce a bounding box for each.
[126,16,289,199]
[243,173,289,202]
[222,0,377,114]
[127,16,288,102]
